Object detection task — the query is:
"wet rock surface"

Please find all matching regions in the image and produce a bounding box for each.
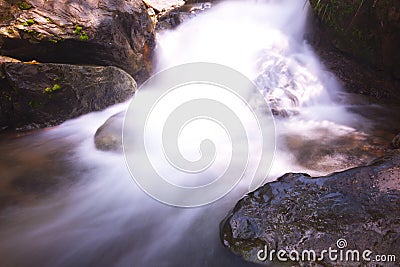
[0,62,136,131]
[94,111,124,152]
[155,2,212,31]
[306,12,400,103]
[0,0,155,83]
[312,43,400,103]
[221,151,400,266]
[309,0,400,79]
[280,126,389,175]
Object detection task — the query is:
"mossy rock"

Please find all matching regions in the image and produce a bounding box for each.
[0,62,136,131]
[309,0,400,78]
[0,0,155,83]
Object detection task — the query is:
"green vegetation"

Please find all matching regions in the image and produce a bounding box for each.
[27,18,35,25]
[7,28,14,34]
[73,25,89,41]
[48,37,62,43]
[43,84,61,94]
[48,34,63,44]
[79,32,89,41]
[73,25,83,34]
[23,18,35,26]
[24,28,42,39]
[309,0,392,75]
[45,17,52,22]
[17,1,33,10]
[52,84,61,91]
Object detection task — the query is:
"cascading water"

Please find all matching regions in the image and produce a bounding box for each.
[0,1,382,266]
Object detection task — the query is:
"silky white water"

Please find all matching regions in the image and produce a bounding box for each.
[0,1,372,266]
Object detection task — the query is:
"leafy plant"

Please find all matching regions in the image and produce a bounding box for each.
[73,25,83,34]
[17,1,32,10]
[73,25,89,41]
[79,32,89,41]
[43,84,61,94]
[48,34,63,44]
[52,84,61,91]
[23,18,35,26]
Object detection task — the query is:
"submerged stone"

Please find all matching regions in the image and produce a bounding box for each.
[94,112,124,153]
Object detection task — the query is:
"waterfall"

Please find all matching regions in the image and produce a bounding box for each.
[0,1,369,267]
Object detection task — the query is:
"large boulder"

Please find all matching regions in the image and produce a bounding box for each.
[221,151,400,266]
[0,62,136,131]
[0,0,155,83]
[309,0,400,79]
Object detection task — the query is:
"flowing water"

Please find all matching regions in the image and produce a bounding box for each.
[0,1,396,266]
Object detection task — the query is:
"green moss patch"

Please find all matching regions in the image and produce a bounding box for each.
[47,34,64,44]
[73,25,83,34]
[23,19,36,26]
[43,84,61,94]
[79,32,89,41]
[73,25,89,41]
[17,1,33,10]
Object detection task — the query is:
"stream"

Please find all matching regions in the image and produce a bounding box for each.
[0,0,398,266]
